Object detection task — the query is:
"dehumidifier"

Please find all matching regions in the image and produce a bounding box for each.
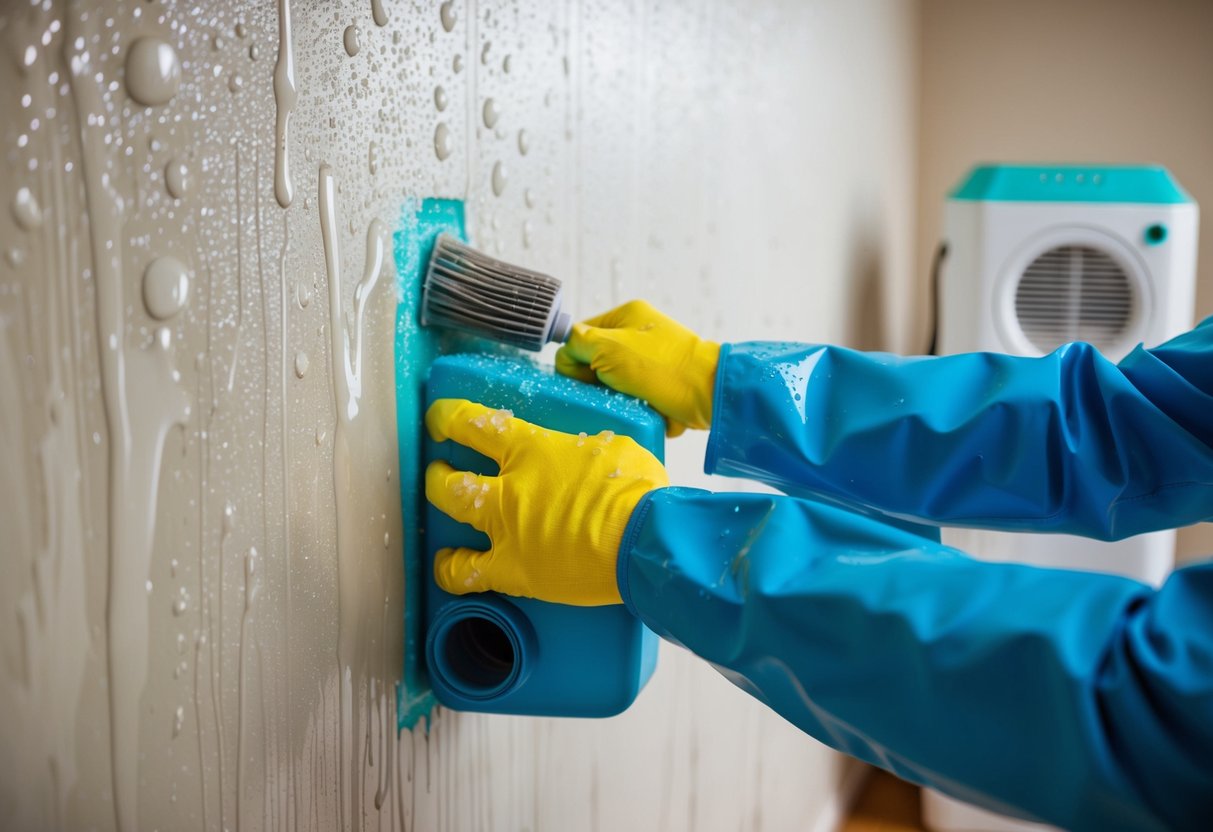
[924,164,1199,832]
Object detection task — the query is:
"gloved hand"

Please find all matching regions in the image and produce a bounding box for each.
[554,300,720,437]
[425,398,670,606]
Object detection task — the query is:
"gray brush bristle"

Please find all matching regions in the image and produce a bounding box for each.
[421,235,568,351]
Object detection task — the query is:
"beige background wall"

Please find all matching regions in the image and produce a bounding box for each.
[0,1,917,829]
[917,0,1213,561]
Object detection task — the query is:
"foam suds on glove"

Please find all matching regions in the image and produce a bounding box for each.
[490,408,514,433]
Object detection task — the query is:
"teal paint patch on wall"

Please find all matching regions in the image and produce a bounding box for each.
[393,198,466,730]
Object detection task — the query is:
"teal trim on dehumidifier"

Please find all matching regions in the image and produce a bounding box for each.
[950,164,1192,204]
[394,197,467,731]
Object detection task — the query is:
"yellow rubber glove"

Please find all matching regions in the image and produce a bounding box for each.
[554,300,720,437]
[425,398,670,606]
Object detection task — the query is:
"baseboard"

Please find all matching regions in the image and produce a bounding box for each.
[812,760,874,832]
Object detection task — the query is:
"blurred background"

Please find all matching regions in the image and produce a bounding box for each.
[1,1,1209,829]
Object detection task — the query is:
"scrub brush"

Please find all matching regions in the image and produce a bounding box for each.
[421,234,573,351]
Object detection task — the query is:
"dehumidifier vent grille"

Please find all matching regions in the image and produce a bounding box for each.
[1014,245,1135,353]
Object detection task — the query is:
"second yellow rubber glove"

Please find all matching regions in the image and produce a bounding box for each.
[554,300,720,437]
[425,398,670,606]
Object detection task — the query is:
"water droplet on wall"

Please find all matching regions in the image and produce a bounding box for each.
[452,54,463,73]
[434,122,453,160]
[433,85,448,111]
[228,73,244,93]
[482,97,500,128]
[343,25,361,57]
[125,37,182,106]
[11,186,43,230]
[164,158,191,199]
[491,161,508,196]
[272,0,298,208]
[142,256,191,320]
[517,129,529,156]
[439,1,457,32]
[294,351,309,378]
[371,0,389,27]
[368,141,380,175]
[295,281,313,309]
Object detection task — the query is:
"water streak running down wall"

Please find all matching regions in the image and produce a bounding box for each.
[0,1,917,829]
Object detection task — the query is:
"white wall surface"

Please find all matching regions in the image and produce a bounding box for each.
[917,0,1213,561]
[0,1,919,829]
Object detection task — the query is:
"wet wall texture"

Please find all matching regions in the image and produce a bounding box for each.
[0,1,918,829]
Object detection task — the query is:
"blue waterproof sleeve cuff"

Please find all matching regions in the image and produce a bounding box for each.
[616,488,660,616]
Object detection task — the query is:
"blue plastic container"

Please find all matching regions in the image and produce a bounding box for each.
[424,353,663,716]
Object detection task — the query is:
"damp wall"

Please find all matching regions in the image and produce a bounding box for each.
[0,1,919,830]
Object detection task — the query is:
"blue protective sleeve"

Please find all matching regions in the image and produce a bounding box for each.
[705,319,1213,539]
[619,488,1213,831]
